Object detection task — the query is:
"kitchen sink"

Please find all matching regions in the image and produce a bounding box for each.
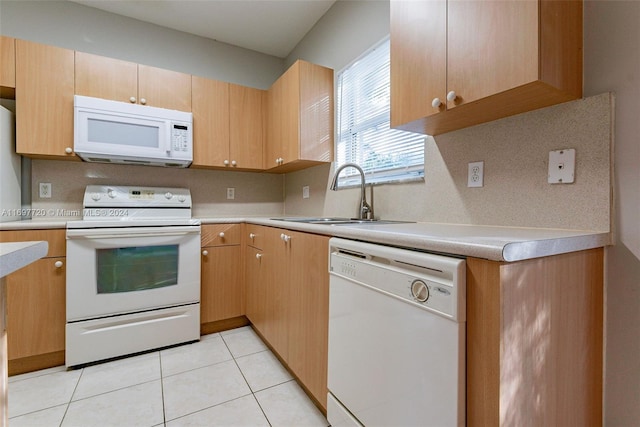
[270,217,413,225]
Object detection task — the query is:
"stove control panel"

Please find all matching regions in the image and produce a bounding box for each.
[83,185,192,208]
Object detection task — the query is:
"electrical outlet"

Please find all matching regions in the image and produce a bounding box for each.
[467,161,484,188]
[226,187,235,200]
[302,186,310,199]
[39,182,52,198]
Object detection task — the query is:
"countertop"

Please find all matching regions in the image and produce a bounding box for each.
[0,217,610,262]
[0,241,48,278]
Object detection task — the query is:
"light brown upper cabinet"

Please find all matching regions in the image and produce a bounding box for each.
[1,36,16,98]
[15,40,76,159]
[191,77,265,170]
[191,76,230,168]
[75,51,192,112]
[229,84,265,170]
[390,0,583,136]
[266,60,334,173]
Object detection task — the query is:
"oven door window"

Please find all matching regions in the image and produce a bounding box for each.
[96,245,179,293]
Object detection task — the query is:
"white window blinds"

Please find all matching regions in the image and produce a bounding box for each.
[336,38,425,186]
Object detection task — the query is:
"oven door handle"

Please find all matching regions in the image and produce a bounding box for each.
[66,226,200,239]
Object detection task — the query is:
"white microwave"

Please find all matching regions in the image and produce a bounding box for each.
[74,95,193,168]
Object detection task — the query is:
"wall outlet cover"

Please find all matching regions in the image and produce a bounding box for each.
[467,161,484,188]
[548,149,575,184]
[39,182,52,198]
[302,186,310,199]
[226,187,235,200]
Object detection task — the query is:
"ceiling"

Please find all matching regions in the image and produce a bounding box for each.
[70,0,337,58]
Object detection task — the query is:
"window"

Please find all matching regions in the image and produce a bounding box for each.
[336,38,425,186]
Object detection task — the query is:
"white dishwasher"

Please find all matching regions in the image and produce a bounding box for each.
[327,238,466,427]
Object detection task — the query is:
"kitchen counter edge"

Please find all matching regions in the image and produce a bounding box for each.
[0,241,49,278]
[0,218,611,262]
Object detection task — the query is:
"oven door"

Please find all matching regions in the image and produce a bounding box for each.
[66,225,200,322]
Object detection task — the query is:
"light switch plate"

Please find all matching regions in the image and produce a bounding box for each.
[548,149,575,184]
[302,186,310,199]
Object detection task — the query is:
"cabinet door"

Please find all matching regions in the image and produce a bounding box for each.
[299,61,334,163]
[6,257,66,359]
[138,64,192,111]
[390,0,446,126]
[230,84,265,170]
[266,64,300,168]
[287,231,330,410]
[280,63,300,165]
[266,75,284,168]
[261,228,290,361]
[447,0,538,108]
[191,76,230,167]
[75,52,138,103]
[245,245,265,331]
[16,40,75,158]
[1,36,16,95]
[201,245,242,324]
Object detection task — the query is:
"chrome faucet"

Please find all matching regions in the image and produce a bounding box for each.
[329,163,373,220]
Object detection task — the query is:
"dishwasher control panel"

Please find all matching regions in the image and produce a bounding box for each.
[329,238,465,322]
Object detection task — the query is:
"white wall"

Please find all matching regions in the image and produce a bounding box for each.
[0,0,284,89]
[286,0,390,71]
[584,2,640,425]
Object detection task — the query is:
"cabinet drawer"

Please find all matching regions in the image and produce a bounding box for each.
[201,223,241,247]
[0,229,66,257]
[245,224,270,250]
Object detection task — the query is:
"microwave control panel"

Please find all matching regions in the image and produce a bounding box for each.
[171,124,191,152]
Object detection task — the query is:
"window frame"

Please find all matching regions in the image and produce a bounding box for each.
[334,36,425,188]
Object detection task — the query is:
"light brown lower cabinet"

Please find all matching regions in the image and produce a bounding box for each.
[466,248,603,426]
[244,225,330,410]
[0,230,67,375]
[200,224,246,333]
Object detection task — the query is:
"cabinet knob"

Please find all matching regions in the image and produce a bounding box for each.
[202,250,208,256]
[249,233,256,239]
[281,233,291,243]
[256,253,262,260]
[54,260,63,268]
[218,232,225,238]
[65,147,73,154]
[140,98,147,105]
[431,98,442,109]
[446,91,457,102]
[223,160,230,166]
[231,160,237,167]
[129,96,136,103]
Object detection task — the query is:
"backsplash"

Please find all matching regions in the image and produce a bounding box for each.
[31,92,612,232]
[285,92,613,233]
[31,161,284,219]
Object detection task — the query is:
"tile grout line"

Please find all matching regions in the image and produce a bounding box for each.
[158,351,167,427]
[221,331,273,427]
[59,366,84,426]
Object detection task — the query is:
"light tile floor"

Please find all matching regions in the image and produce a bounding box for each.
[8,326,330,427]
